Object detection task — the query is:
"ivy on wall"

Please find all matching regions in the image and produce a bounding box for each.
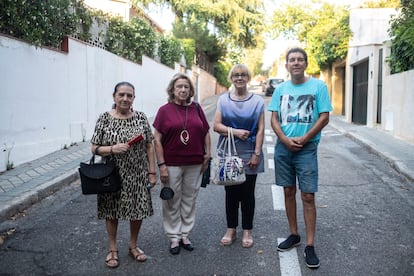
[0,0,187,68]
[0,0,81,48]
[388,0,414,74]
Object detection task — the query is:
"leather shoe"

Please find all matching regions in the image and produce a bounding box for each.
[180,240,194,251]
[169,241,180,255]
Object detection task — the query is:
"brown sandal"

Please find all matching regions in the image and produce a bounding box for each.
[105,250,119,268]
[220,228,237,246]
[242,230,253,248]
[129,247,147,262]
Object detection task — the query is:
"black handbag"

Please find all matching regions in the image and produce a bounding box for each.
[201,157,211,188]
[78,153,122,195]
[195,103,211,188]
[160,186,174,200]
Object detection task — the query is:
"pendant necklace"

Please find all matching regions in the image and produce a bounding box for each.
[176,105,189,145]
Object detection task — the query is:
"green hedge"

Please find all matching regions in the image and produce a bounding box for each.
[0,0,188,68]
[0,0,82,48]
[158,36,183,68]
[388,1,414,73]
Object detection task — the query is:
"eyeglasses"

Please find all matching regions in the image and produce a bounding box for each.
[232,73,248,79]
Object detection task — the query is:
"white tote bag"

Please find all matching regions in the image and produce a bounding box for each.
[211,127,246,186]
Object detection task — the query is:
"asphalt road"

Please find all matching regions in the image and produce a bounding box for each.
[0,89,413,276]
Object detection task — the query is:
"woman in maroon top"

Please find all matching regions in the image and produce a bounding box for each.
[153,73,211,255]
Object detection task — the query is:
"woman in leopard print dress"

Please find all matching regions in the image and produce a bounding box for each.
[91,81,156,268]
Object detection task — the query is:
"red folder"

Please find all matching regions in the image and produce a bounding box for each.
[128,134,144,146]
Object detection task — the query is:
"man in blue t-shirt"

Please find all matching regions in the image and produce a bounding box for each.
[268,47,332,269]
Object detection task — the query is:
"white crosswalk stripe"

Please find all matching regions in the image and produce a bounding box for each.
[266,129,302,275]
[271,185,284,210]
[278,238,302,276]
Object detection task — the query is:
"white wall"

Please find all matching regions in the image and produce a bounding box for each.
[345,8,398,125]
[349,8,398,48]
[0,35,179,166]
[382,45,414,142]
[345,8,414,143]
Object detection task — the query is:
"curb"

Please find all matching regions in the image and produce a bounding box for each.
[0,169,79,226]
[330,123,414,182]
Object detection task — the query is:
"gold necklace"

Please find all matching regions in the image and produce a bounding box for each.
[175,105,189,145]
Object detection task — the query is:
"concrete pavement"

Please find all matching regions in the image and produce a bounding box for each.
[1,115,413,226]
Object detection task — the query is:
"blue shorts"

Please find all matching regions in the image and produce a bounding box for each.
[274,141,319,193]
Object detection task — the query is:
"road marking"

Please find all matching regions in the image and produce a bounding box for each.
[278,238,302,276]
[267,129,302,275]
[268,159,274,169]
[267,146,274,154]
[271,185,285,210]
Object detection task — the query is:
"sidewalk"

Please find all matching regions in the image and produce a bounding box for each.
[1,115,413,225]
[0,141,91,224]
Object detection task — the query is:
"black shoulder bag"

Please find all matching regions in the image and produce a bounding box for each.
[195,103,211,188]
[78,146,122,194]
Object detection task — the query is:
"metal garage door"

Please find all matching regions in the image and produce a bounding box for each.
[352,60,368,124]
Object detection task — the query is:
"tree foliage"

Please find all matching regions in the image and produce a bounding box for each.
[144,0,265,48]
[158,36,183,68]
[133,0,265,85]
[362,0,400,8]
[388,0,414,73]
[270,1,351,73]
[172,17,225,63]
[306,3,351,70]
[180,38,196,68]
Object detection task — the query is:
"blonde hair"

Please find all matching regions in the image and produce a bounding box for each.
[166,73,195,103]
[227,64,252,83]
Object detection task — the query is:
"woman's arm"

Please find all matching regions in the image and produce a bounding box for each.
[146,141,157,186]
[154,129,168,183]
[255,111,265,154]
[213,110,250,140]
[91,143,129,156]
[201,131,211,173]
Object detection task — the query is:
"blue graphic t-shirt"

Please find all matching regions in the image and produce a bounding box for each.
[268,77,332,142]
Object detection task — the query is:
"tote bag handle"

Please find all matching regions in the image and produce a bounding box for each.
[227,127,239,156]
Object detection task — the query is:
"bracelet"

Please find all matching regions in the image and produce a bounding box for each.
[110,145,113,154]
[157,162,166,167]
[147,172,156,176]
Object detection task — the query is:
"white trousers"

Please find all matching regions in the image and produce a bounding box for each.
[162,165,202,242]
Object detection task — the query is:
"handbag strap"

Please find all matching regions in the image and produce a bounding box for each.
[217,135,227,156]
[89,145,102,164]
[227,127,239,156]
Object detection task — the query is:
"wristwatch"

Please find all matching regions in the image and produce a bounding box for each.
[254,151,261,156]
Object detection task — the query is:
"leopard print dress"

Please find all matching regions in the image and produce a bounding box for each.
[91,111,154,220]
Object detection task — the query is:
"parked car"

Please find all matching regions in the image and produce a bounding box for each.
[263,78,284,96]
